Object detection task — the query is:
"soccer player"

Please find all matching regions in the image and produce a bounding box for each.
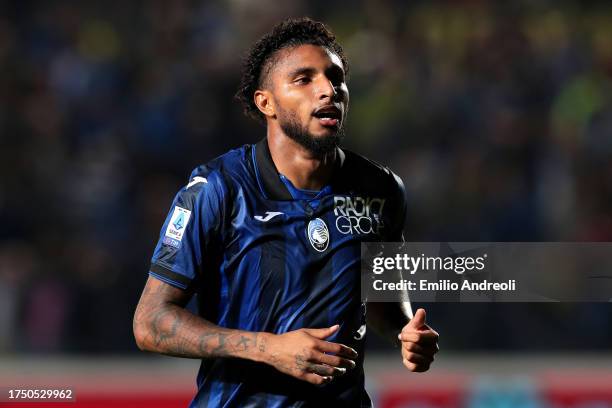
[133,17,439,407]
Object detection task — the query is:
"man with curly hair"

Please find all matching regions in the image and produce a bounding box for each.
[134,17,439,407]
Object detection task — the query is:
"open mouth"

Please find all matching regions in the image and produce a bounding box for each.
[312,105,342,127]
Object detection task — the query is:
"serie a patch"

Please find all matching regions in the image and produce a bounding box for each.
[163,206,191,248]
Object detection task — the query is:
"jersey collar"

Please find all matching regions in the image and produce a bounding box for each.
[254,138,345,201]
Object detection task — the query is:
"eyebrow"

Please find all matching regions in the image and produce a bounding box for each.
[286,64,346,80]
[286,66,317,78]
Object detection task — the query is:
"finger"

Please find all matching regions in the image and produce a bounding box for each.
[303,373,333,385]
[401,341,438,356]
[311,350,356,369]
[403,351,434,366]
[401,325,439,337]
[303,325,340,339]
[403,358,430,373]
[306,363,347,377]
[399,330,438,345]
[406,308,426,329]
[315,340,358,359]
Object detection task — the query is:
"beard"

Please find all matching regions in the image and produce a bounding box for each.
[277,106,344,157]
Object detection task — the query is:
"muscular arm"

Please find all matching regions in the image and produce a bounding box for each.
[133,276,358,384]
[133,276,264,361]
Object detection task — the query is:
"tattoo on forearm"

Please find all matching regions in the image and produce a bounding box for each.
[258,334,267,353]
[135,280,259,360]
[235,335,252,351]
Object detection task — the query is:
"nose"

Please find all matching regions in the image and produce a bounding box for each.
[317,77,337,101]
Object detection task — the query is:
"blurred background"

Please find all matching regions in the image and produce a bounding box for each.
[0,0,611,407]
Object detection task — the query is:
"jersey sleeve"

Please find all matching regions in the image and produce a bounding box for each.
[148,167,226,290]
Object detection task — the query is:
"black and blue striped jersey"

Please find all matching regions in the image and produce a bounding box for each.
[149,138,407,407]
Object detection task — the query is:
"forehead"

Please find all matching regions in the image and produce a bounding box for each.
[271,44,344,77]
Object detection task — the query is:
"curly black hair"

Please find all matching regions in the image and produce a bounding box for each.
[235,17,349,123]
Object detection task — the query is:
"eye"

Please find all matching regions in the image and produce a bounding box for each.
[329,72,344,87]
[294,77,311,85]
[326,65,345,87]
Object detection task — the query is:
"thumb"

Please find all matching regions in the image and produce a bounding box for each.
[407,308,426,329]
[304,324,340,339]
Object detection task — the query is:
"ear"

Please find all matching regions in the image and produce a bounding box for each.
[254,89,276,119]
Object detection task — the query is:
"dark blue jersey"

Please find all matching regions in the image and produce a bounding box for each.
[149,138,407,407]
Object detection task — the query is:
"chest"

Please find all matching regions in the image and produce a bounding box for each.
[227,185,391,256]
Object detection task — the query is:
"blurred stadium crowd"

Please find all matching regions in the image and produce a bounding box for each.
[0,0,611,354]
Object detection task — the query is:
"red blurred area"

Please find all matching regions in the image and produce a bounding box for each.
[1,356,612,408]
[1,393,191,408]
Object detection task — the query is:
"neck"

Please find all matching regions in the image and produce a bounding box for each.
[267,127,336,191]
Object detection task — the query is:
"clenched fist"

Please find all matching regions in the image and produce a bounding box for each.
[398,308,439,372]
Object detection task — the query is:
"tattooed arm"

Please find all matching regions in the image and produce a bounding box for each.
[133,276,358,384]
[133,276,260,360]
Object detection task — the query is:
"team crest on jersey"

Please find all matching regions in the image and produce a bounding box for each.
[307,218,329,252]
[164,206,191,248]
